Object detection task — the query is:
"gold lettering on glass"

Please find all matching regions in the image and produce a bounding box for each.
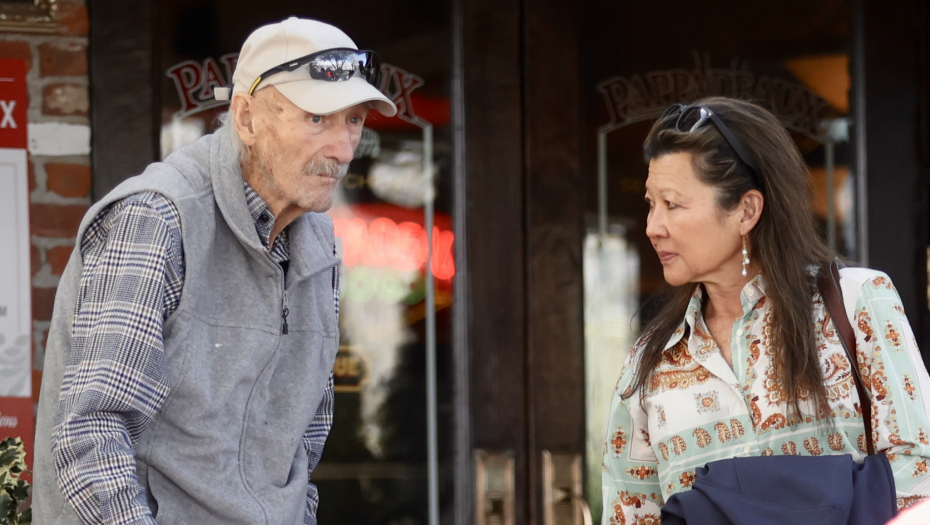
[0,0,58,34]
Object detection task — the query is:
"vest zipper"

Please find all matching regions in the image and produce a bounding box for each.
[282,290,289,335]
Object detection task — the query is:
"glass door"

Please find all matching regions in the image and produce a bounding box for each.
[157,1,457,522]
[578,1,855,518]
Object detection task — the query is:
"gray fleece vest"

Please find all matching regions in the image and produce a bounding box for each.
[32,132,340,525]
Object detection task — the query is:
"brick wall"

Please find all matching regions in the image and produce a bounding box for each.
[0,0,90,405]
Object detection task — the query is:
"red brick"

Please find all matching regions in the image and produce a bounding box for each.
[38,42,87,77]
[30,203,87,237]
[43,83,89,116]
[32,370,43,404]
[28,158,36,192]
[46,245,74,275]
[32,325,47,399]
[36,325,49,359]
[46,162,91,197]
[0,41,32,71]
[55,3,89,36]
[30,244,41,277]
[32,287,58,321]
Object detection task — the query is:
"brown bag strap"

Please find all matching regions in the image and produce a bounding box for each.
[818,261,875,455]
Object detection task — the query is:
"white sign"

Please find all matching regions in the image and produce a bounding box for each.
[0,147,31,397]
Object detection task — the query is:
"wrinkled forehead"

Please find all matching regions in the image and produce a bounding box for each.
[248,89,371,147]
[250,87,303,119]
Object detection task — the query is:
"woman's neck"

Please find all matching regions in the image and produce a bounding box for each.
[701,270,757,321]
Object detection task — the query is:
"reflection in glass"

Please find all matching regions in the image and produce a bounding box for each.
[583,229,639,519]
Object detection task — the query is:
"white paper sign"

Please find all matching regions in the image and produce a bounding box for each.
[0,147,31,397]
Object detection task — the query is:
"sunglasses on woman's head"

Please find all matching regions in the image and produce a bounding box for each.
[660,104,764,191]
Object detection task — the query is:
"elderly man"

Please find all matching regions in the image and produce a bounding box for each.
[32,17,396,525]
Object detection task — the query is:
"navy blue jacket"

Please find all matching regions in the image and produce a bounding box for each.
[662,454,896,525]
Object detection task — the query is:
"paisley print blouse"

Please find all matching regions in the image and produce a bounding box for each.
[602,267,930,524]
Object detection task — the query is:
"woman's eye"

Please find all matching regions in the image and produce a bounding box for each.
[666,201,677,209]
[310,115,323,124]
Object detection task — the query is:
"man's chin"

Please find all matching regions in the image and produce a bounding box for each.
[298,194,336,213]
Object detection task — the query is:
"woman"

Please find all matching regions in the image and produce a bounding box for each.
[602,97,930,524]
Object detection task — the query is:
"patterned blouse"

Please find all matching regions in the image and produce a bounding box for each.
[601,267,930,525]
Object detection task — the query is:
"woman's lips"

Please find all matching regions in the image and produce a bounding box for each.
[656,251,677,264]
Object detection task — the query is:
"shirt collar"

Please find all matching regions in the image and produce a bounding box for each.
[242,181,285,250]
[665,273,768,350]
[739,272,767,311]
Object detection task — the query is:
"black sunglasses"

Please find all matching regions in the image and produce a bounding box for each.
[661,104,764,190]
[248,47,382,95]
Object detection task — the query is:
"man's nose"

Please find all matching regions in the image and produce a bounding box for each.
[329,126,357,165]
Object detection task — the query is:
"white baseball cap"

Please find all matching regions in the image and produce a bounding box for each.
[215,17,397,117]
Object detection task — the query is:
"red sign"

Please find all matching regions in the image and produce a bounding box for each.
[330,204,456,281]
[0,397,34,476]
[0,58,31,468]
[0,58,28,149]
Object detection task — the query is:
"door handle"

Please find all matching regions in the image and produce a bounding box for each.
[475,450,515,525]
[542,450,592,525]
[570,495,594,525]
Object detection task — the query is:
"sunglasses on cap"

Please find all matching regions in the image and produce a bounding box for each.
[661,104,764,190]
[248,47,382,96]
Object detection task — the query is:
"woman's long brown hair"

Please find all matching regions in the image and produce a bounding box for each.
[625,97,836,419]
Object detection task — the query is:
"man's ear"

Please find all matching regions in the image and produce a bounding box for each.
[231,92,258,147]
[739,189,764,236]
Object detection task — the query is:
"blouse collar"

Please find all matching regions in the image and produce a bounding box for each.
[663,273,768,350]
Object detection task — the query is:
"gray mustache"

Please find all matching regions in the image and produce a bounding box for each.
[305,158,349,179]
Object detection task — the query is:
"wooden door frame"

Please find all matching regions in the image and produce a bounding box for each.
[454,0,584,523]
[453,0,527,520]
[88,0,160,201]
[523,0,585,520]
[854,0,930,362]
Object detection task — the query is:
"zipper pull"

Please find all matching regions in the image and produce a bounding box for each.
[282,291,289,335]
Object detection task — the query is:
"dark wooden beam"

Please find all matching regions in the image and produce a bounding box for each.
[857,0,930,360]
[88,0,159,201]
[523,0,584,521]
[458,0,527,521]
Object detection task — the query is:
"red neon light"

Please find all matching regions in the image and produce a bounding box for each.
[332,216,455,280]
[364,94,451,131]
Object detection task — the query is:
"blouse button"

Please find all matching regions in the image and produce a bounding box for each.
[743,445,752,454]
[747,289,754,297]
[736,328,744,336]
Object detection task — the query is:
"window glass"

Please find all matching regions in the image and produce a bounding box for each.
[580,2,853,517]
[159,2,455,522]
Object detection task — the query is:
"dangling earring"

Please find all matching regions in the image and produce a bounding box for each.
[741,236,750,277]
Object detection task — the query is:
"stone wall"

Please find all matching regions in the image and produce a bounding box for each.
[0,0,89,404]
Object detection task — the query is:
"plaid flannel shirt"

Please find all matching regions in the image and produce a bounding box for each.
[51,182,338,525]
